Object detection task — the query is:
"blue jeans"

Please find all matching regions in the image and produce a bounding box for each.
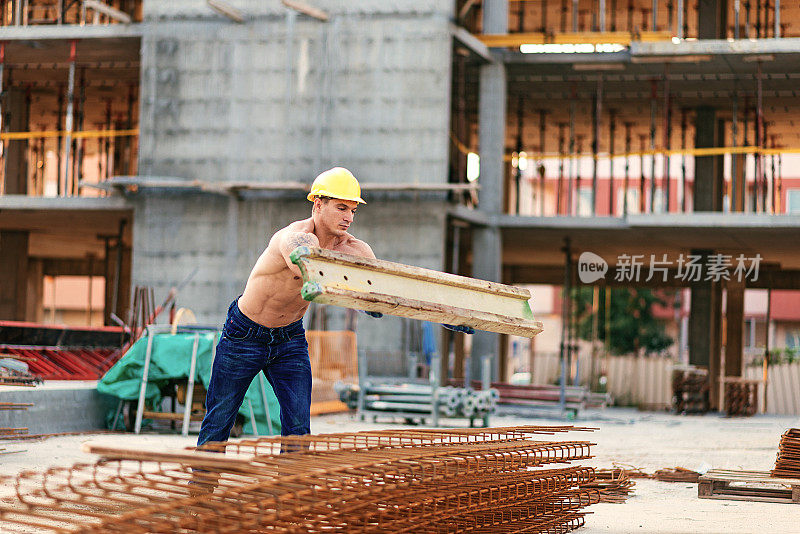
[197,298,311,448]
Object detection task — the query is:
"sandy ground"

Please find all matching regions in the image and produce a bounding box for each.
[1,408,798,533]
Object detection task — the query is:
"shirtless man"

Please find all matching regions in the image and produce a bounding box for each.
[197,167,379,446]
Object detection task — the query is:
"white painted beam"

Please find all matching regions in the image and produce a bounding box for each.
[290,247,544,338]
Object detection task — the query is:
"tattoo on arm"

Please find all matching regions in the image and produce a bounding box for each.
[286,233,317,251]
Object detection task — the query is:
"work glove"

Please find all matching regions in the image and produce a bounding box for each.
[360,310,383,319]
[442,323,475,334]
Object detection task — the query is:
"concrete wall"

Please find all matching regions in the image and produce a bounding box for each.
[133,0,454,370]
[138,0,453,184]
[0,384,117,434]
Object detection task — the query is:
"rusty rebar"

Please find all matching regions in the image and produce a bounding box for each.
[772,428,800,478]
[0,426,601,533]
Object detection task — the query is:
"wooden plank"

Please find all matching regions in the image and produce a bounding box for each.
[141,410,204,422]
[290,247,543,338]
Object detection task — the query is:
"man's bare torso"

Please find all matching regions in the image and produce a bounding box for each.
[237,217,370,327]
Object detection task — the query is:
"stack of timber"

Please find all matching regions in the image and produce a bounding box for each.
[672,367,709,414]
[724,380,759,417]
[772,428,800,478]
[0,426,603,533]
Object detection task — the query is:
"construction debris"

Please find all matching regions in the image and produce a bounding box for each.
[0,426,602,533]
[0,358,40,386]
[654,467,701,483]
[586,468,636,503]
[772,428,800,479]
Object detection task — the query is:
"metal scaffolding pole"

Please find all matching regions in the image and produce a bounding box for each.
[680,109,687,212]
[609,109,616,216]
[639,134,646,213]
[662,69,671,212]
[557,122,566,214]
[731,93,739,212]
[757,61,764,212]
[541,0,548,31]
[624,121,632,216]
[74,67,86,195]
[515,96,523,215]
[568,85,576,215]
[61,40,77,197]
[745,1,751,38]
[770,134,777,213]
[559,238,572,412]
[0,43,4,188]
[734,0,740,38]
[649,80,657,212]
[599,0,606,31]
[744,96,752,212]
[591,77,602,216]
[611,0,617,31]
[627,0,634,33]
[775,0,781,37]
[572,0,578,32]
[652,0,657,30]
[539,109,547,216]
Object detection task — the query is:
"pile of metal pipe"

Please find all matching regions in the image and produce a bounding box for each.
[342,381,498,419]
[0,426,601,533]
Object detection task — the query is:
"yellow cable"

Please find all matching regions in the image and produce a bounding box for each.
[0,128,138,141]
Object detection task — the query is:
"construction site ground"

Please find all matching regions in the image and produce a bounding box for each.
[1,407,797,533]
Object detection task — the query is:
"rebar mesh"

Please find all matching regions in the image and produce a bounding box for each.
[0,425,601,533]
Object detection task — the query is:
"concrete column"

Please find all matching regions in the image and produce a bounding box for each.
[0,231,30,320]
[3,89,30,194]
[471,0,507,381]
[725,279,745,377]
[694,107,723,212]
[471,226,502,379]
[688,250,722,409]
[26,258,43,322]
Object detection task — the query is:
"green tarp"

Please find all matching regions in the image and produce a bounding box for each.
[98,332,280,435]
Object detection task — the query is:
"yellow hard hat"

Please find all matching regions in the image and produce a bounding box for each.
[307,167,366,204]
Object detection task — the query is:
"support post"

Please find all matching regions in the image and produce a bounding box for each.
[61,40,76,197]
[608,109,616,216]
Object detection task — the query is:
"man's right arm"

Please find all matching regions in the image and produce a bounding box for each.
[279,231,320,277]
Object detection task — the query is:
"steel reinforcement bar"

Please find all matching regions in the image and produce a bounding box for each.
[0,426,599,533]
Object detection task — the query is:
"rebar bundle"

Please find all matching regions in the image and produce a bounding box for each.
[585,468,636,503]
[723,381,758,417]
[772,428,800,478]
[672,368,709,414]
[0,426,601,533]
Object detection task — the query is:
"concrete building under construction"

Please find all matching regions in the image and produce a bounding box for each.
[2,0,800,409]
